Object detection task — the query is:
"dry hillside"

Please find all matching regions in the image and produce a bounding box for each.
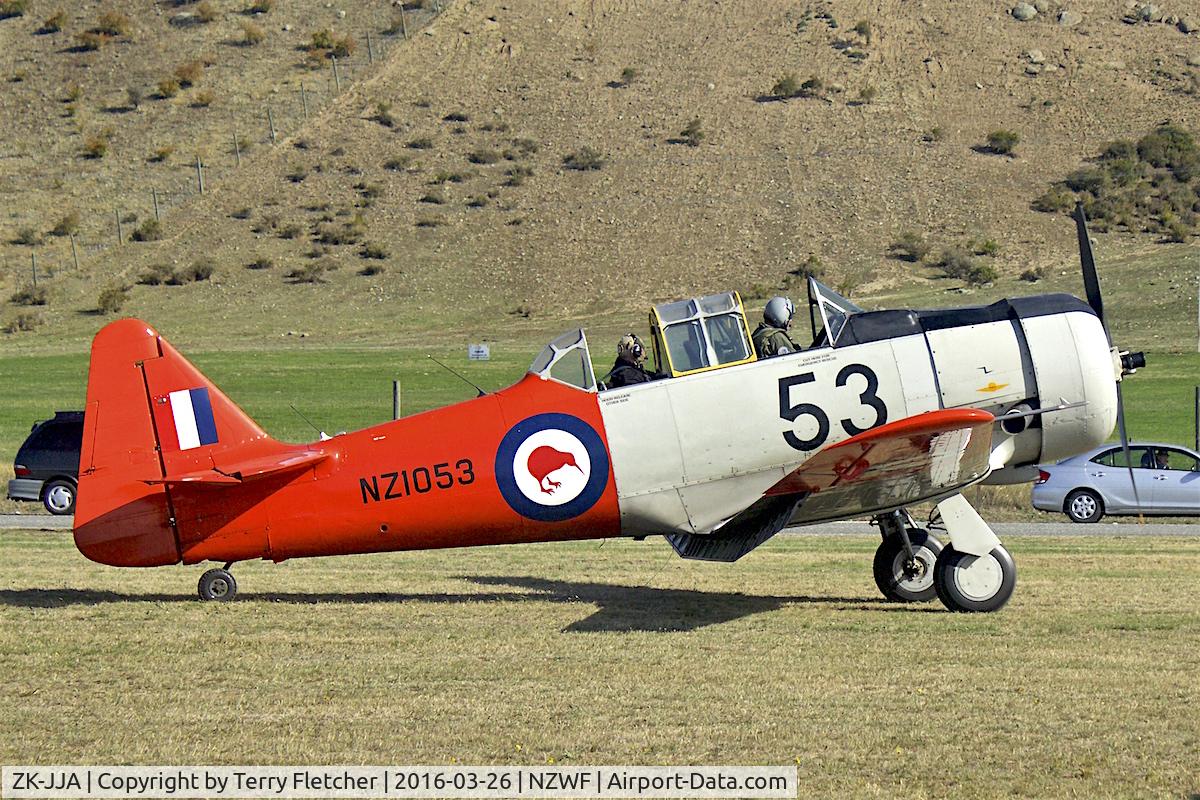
[2,0,1199,348]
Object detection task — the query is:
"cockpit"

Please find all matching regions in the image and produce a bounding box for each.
[528,277,1082,391]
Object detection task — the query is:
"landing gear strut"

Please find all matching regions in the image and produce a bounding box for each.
[198,562,238,601]
[871,510,943,603]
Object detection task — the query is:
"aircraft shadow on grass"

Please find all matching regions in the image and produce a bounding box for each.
[0,580,887,633]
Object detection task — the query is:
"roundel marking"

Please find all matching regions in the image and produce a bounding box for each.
[494,413,609,522]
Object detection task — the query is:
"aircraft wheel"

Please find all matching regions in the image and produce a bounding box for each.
[933,544,1016,613]
[1064,489,1104,523]
[198,568,237,602]
[872,529,943,602]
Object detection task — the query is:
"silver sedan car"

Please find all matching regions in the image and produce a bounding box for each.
[1032,442,1200,522]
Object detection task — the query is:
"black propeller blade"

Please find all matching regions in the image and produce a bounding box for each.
[1072,202,1107,337]
[1073,202,1143,521]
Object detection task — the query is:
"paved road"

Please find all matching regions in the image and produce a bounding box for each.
[2,514,1195,535]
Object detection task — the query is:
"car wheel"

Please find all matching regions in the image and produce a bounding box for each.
[1064,489,1103,523]
[41,479,77,516]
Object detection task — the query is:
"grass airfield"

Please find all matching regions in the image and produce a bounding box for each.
[1,532,1197,798]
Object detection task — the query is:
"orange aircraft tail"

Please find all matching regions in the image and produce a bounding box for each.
[75,319,296,567]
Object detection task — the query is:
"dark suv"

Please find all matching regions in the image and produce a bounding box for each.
[8,411,84,515]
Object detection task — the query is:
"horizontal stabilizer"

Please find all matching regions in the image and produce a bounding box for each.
[146,450,327,486]
[768,408,995,524]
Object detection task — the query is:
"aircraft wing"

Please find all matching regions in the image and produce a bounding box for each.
[665,408,994,562]
[769,407,995,524]
[145,450,328,486]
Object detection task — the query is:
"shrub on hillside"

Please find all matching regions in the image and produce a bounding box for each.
[678,117,704,147]
[10,285,47,306]
[191,89,215,108]
[50,211,80,237]
[286,260,335,283]
[130,219,163,242]
[174,60,204,87]
[240,19,265,45]
[309,29,355,57]
[406,136,434,150]
[74,30,108,50]
[138,264,174,285]
[97,286,129,314]
[467,149,500,164]
[984,129,1020,156]
[13,226,41,246]
[564,146,604,171]
[83,131,112,158]
[248,0,274,12]
[1033,123,1200,238]
[41,9,67,31]
[156,78,180,98]
[4,312,41,334]
[889,231,929,262]
[180,258,215,283]
[770,74,799,98]
[248,257,274,270]
[95,10,130,36]
[361,243,388,260]
[149,144,175,162]
[195,1,217,22]
[937,247,997,285]
[0,0,28,19]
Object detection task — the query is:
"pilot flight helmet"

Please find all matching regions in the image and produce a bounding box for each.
[618,333,647,365]
[764,296,795,329]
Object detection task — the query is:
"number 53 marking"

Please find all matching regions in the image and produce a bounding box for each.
[778,363,888,451]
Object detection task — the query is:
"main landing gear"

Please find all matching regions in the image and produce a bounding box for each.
[198,563,238,601]
[872,501,1016,613]
[872,510,942,603]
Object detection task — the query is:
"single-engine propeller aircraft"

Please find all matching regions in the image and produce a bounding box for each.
[73,205,1145,611]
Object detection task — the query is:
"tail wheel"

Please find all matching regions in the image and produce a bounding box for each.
[873,529,943,602]
[198,568,238,601]
[934,544,1016,613]
[1064,489,1103,523]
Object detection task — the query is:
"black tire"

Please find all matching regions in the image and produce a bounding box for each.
[41,478,76,516]
[198,568,238,601]
[873,529,943,602]
[1064,489,1104,524]
[934,544,1016,613]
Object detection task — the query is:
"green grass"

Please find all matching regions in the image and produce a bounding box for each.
[1,533,1197,798]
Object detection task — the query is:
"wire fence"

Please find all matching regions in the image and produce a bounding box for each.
[6,3,446,292]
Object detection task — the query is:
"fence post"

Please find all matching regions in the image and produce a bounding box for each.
[195,156,205,194]
[332,55,341,91]
[267,107,277,144]
[233,131,241,166]
[366,31,373,64]
[70,233,79,270]
[301,82,309,120]
[115,209,123,244]
[1195,386,1199,452]
[152,187,160,221]
[401,8,408,39]
[30,252,37,286]
[393,380,401,420]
